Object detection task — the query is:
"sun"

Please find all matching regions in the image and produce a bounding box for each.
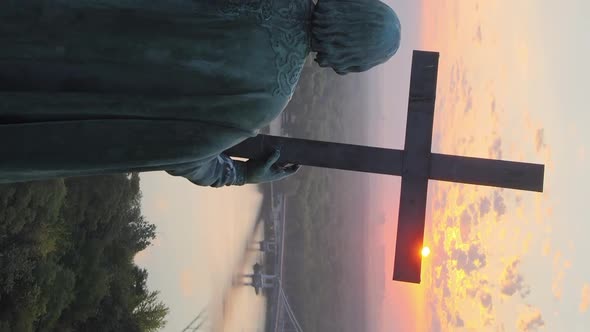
[421,246,431,257]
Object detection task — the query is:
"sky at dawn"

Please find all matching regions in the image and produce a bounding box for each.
[371,1,590,331]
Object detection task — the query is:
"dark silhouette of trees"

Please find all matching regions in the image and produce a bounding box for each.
[0,173,168,331]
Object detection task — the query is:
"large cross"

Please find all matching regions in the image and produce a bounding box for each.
[225,51,545,284]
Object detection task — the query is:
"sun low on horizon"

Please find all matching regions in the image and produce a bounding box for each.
[422,246,431,258]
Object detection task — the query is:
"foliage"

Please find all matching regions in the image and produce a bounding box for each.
[133,291,169,332]
[0,173,168,331]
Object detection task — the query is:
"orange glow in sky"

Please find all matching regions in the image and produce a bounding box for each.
[421,246,431,258]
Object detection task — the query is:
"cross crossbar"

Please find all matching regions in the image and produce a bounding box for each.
[225,51,545,284]
[225,135,544,192]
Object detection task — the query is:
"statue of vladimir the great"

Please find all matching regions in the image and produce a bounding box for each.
[0,0,401,186]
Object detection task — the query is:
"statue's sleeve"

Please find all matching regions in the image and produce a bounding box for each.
[165,154,247,187]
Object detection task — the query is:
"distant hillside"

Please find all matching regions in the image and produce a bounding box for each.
[270,59,373,332]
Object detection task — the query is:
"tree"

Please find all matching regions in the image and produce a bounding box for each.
[0,173,168,331]
[126,214,156,253]
[132,291,169,332]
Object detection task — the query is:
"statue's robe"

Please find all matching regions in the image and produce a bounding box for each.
[0,0,312,185]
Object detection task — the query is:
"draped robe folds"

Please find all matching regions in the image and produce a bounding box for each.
[0,0,312,185]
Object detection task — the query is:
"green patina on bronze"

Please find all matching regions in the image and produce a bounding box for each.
[0,0,400,187]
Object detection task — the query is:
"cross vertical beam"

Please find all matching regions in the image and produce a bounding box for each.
[393,51,439,283]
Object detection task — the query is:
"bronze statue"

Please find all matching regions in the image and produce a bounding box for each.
[0,0,401,186]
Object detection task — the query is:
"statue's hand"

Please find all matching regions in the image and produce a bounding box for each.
[244,149,301,184]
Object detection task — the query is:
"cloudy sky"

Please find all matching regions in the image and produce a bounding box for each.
[136,0,590,331]
[371,0,590,331]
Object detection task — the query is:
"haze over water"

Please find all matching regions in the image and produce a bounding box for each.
[137,174,267,332]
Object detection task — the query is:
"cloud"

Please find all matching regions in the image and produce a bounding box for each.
[464,94,473,113]
[488,138,502,159]
[180,269,194,297]
[479,197,491,217]
[542,240,551,256]
[449,63,459,93]
[475,25,483,43]
[480,290,493,310]
[535,128,546,152]
[456,192,465,206]
[461,71,471,97]
[515,195,523,207]
[466,280,493,314]
[134,248,151,263]
[580,284,590,313]
[578,146,586,162]
[154,197,171,211]
[517,307,545,332]
[552,252,567,300]
[452,243,487,273]
[434,264,449,289]
[500,258,530,298]
[443,284,451,297]
[436,192,448,211]
[493,191,507,216]
[460,209,473,240]
[134,236,161,264]
[430,313,442,332]
[552,272,564,300]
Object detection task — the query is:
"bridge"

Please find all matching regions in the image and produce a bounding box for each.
[263,183,303,332]
[274,281,303,332]
[181,181,302,332]
[181,309,207,331]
